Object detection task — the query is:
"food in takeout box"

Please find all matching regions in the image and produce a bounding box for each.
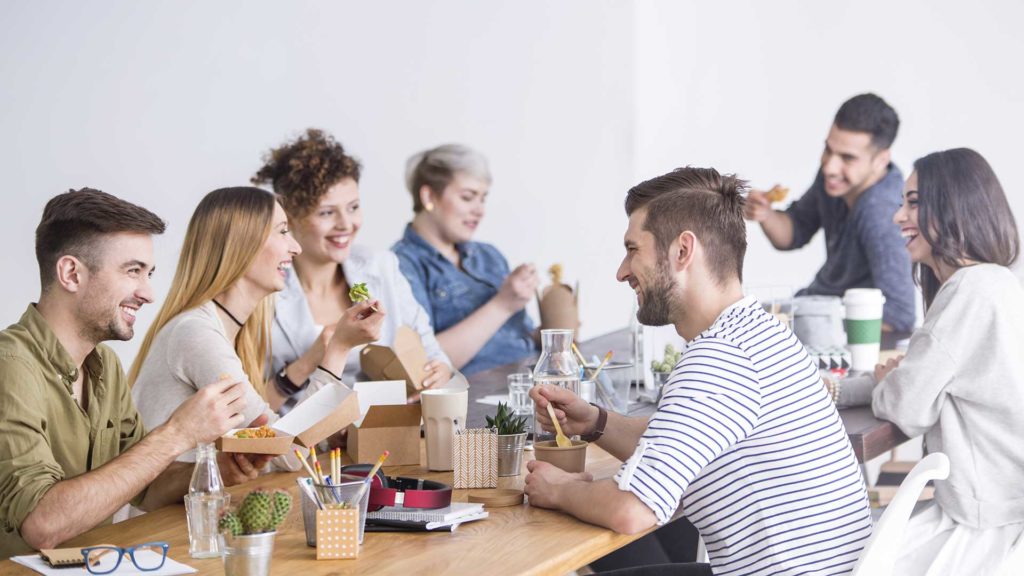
[538,264,580,332]
[216,382,360,454]
[234,425,276,439]
[765,184,789,203]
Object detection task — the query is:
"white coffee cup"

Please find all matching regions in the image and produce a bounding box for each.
[842,288,886,372]
[421,388,468,471]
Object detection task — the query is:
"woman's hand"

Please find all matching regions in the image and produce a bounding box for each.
[495,263,539,314]
[328,300,386,351]
[874,355,904,383]
[407,360,453,402]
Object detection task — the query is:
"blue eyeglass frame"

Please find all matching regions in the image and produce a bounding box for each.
[79,541,170,574]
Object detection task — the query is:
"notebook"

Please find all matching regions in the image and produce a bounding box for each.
[11,550,197,576]
[39,547,86,567]
[365,510,490,532]
[366,502,484,523]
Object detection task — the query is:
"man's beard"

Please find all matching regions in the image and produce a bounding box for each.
[636,261,679,326]
[79,298,135,344]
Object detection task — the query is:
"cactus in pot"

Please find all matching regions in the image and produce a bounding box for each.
[219,489,292,537]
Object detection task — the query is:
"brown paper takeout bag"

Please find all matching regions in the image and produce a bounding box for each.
[539,283,580,333]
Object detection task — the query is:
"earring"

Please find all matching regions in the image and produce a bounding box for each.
[425,202,435,212]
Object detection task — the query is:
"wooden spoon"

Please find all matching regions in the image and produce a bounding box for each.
[546,402,572,448]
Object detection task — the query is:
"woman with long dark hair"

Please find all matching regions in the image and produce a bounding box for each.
[872,148,1023,573]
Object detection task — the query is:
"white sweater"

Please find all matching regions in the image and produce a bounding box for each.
[872,264,1024,529]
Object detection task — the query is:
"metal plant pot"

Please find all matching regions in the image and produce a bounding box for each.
[497,432,528,476]
[221,531,276,576]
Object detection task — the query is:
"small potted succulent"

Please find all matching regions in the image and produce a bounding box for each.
[486,402,529,476]
[646,344,682,401]
[219,489,292,576]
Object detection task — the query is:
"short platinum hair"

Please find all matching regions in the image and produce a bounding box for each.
[405,144,491,213]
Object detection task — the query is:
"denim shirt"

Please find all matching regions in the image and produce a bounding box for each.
[392,224,536,375]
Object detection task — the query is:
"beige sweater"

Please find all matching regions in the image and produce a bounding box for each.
[132,302,327,470]
[873,264,1024,529]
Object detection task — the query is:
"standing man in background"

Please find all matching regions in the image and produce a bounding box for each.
[745,93,916,332]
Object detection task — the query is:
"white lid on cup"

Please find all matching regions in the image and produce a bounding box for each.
[842,288,886,306]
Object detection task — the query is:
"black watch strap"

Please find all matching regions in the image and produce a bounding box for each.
[274,365,308,396]
[581,403,607,442]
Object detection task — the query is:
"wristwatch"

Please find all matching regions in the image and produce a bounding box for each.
[580,403,607,442]
[274,365,308,396]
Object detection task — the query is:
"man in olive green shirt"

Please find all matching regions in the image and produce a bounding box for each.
[0,189,268,559]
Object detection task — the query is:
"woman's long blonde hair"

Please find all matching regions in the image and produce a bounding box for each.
[129,187,277,397]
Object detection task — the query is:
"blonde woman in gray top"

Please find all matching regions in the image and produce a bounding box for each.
[872,148,1024,574]
[130,187,383,468]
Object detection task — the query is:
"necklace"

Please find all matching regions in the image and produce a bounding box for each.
[212,299,245,327]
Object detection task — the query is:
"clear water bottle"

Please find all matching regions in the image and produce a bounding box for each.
[532,329,580,444]
[185,443,229,558]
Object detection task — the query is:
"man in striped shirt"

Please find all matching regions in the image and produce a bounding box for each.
[526,167,872,575]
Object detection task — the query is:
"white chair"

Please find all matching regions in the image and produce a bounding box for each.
[851,452,950,576]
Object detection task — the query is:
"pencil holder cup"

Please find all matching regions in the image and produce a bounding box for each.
[453,428,498,488]
[301,476,370,548]
[315,509,360,559]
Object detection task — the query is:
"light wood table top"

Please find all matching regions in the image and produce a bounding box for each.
[0,443,652,576]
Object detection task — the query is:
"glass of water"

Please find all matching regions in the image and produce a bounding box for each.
[184,492,230,558]
[507,373,534,416]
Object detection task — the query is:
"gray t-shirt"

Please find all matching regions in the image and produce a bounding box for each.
[786,165,916,332]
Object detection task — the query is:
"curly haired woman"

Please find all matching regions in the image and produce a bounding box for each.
[252,129,457,409]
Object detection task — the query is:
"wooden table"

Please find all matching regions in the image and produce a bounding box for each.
[468,329,909,463]
[0,444,652,576]
[1,328,909,574]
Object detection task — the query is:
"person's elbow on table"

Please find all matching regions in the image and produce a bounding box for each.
[20,511,62,551]
[607,491,659,535]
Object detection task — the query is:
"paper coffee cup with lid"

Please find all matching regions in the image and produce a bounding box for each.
[843,288,885,372]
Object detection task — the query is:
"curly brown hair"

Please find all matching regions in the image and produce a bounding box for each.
[251,128,362,219]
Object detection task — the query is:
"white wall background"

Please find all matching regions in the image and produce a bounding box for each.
[634,0,1024,294]
[0,1,636,363]
[1,0,1021,372]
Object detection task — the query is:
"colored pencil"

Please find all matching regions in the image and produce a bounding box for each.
[295,449,318,480]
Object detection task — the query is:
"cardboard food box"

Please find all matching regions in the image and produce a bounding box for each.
[346,403,422,466]
[217,382,360,454]
[359,326,429,394]
[539,282,580,332]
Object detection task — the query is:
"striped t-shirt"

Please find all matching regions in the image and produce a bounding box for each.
[616,296,871,575]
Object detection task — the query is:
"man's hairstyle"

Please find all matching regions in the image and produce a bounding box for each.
[35,188,166,289]
[251,128,362,219]
[834,93,900,150]
[624,167,748,284]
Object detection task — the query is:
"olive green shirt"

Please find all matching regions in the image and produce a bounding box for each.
[0,305,146,559]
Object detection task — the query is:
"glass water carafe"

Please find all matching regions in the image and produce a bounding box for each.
[532,329,581,444]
